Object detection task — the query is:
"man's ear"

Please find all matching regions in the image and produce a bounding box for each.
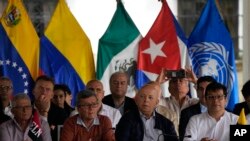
[155,99,159,106]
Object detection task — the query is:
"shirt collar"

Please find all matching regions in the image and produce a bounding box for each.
[139,110,156,120]
[76,115,100,129]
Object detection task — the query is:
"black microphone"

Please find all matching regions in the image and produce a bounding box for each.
[157,133,192,141]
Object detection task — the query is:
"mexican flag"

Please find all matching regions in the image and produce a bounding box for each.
[96,1,142,97]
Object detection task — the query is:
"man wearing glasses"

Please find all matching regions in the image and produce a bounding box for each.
[61,90,114,141]
[71,79,122,130]
[0,76,13,124]
[183,82,238,141]
[0,93,52,141]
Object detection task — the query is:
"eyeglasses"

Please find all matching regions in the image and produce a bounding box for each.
[13,105,32,110]
[206,95,225,101]
[0,85,12,91]
[78,102,99,109]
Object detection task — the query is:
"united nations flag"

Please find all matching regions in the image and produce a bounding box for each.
[187,0,239,111]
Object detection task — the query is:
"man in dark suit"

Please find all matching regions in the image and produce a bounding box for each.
[102,71,136,115]
[179,76,216,141]
[233,80,250,115]
[115,82,178,141]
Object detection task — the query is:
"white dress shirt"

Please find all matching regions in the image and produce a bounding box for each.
[184,111,238,141]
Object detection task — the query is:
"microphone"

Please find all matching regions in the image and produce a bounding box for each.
[157,133,191,141]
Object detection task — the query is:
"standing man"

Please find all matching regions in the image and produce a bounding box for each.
[184,82,238,141]
[179,76,216,141]
[115,82,178,141]
[103,71,137,115]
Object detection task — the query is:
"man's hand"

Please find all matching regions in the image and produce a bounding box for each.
[185,67,197,84]
[35,95,50,116]
[156,68,169,84]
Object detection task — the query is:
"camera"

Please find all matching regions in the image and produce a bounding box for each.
[165,70,186,78]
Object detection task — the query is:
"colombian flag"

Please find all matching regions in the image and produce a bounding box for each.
[0,0,39,98]
[40,0,95,106]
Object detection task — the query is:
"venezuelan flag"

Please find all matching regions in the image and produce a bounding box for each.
[40,0,95,106]
[0,0,39,98]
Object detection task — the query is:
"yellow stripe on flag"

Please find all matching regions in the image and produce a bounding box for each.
[1,0,39,80]
[44,0,95,83]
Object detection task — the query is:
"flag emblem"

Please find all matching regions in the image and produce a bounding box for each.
[189,42,235,96]
[114,57,137,91]
[4,5,21,26]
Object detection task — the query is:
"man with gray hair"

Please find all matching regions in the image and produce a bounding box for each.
[61,90,114,141]
[103,71,137,115]
[0,93,52,141]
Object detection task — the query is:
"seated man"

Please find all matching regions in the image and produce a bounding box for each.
[179,76,216,141]
[233,80,250,115]
[156,68,199,125]
[0,76,14,124]
[102,71,137,115]
[0,93,51,141]
[115,82,178,141]
[73,79,122,129]
[184,82,238,141]
[60,90,114,141]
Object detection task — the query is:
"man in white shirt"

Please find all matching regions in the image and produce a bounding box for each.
[184,82,238,141]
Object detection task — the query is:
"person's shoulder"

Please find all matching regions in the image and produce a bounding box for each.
[121,109,139,120]
[103,94,112,99]
[155,111,173,122]
[102,104,119,113]
[189,112,206,121]
[234,102,247,108]
[188,97,199,104]
[124,96,136,104]
[0,119,13,128]
[63,114,78,124]
[157,105,176,115]
[181,103,200,113]
[98,114,113,124]
[125,96,135,101]
[102,94,113,102]
[225,111,239,121]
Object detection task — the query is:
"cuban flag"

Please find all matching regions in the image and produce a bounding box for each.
[0,0,39,98]
[136,0,189,91]
[40,0,95,106]
[188,0,239,111]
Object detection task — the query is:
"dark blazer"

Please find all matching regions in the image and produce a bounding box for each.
[115,108,178,141]
[102,94,137,115]
[179,103,202,141]
[233,102,250,115]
